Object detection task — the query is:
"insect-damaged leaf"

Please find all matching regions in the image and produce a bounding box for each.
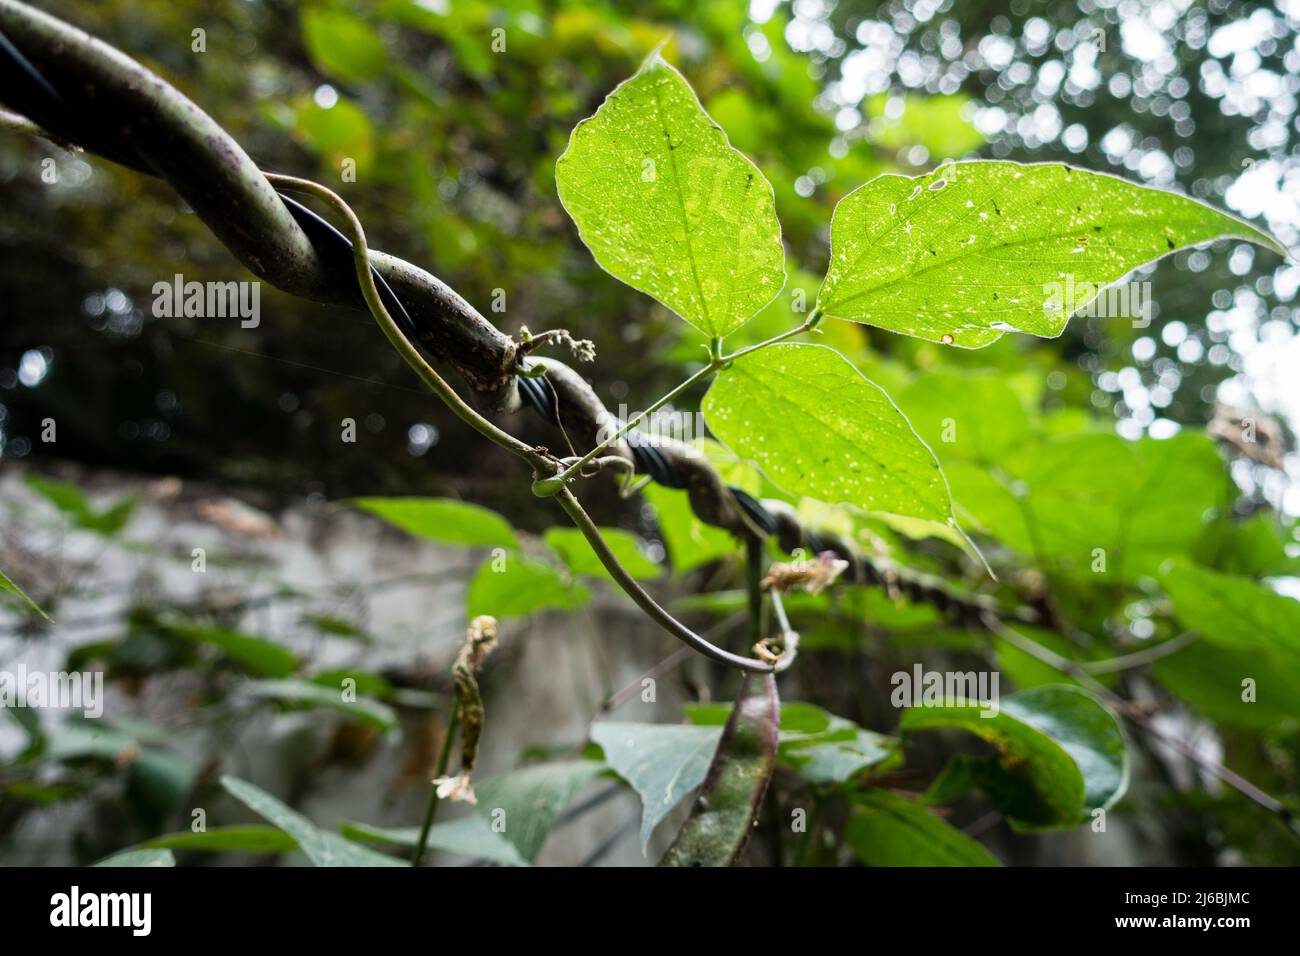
[659,674,779,867]
[702,343,954,524]
[902,685,1127,828]
[816,161,1286,347]
[556,52,785,339]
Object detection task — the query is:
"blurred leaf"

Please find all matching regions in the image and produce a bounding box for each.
[93,848,175,867]
[474,760,606,862]
[292,94,375,174]
[1161,560,1300,654]
[556,53,785,338]
[26,475,134,536]
[221,775,402,866]
[643,484,738,573]
[817,161,1285,347]
[591,721,721,851]
[1192,516,1300,577]
[1154,641,1300,732]
[845,790,998,866]
[896,368,1032,462]
[242,678,397,732]
[166,622,298,677]
[300,8,388,82]
[340,818,528,866]
[126,748,198,831]
[0,567,50,621]
[900,691,1085,827]
[1001,685,1127,815]
[141,826,298,854]
[949,432,1226,579]
[350,497,517,548]
[866,93,985,160]
[703,344,954,523]
[466,554,589,619]
[544,526,662,581]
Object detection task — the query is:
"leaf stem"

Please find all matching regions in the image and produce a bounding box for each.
[548,361,720,485]
[411,690,460,866]
[547,312,821,490]
[263,174,554,476]
[555,487,773,673]
[718,310,821,364]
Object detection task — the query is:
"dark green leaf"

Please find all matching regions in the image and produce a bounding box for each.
[845,790,998,866]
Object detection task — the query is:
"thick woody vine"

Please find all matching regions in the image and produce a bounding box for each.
[1,0,1295,859]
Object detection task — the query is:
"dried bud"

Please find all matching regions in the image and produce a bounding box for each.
[761,551,849,595]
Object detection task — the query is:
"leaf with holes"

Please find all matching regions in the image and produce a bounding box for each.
[702,343,953,523]
[816,161,1286,347]
[556,52,785,338]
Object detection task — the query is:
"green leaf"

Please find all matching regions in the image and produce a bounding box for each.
[93,848,175,867]
[896,368,1032,463]
[590,722,722,851]
[1001,686,1128,814]
[556,52,785,338]
[1154,641,1300,732]
[292,94,375,174]
[300,8,389,82]
[339,818,529,866]
[1161,560,1300,655]
[702,343,953,523]
[141,826,299,854]
[902,685,1126,826]
[845,790,999,866]
[816,160,1285,347]
[900,693,1085,827]
[350,497,517,549]
[949,432,1226,579]
[26,475,135,536]
[241,678,398,733]
[466,554,589,619]
[166,622,298,678]
[643,484,738,573]
[660,674,779,867]
[0,567,50,621]
[221,775,403,866]
[474,760,606,862]
[544,527,662,581]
